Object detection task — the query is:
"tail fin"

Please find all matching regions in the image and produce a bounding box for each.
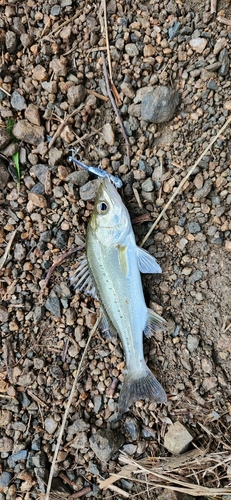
[118,365,167,416]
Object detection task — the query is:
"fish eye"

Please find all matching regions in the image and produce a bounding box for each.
[97,201,108,214]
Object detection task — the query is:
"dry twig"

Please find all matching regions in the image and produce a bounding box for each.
[217,16,231,26]
[45,313,102,500]
[39,245,84,298]
[70,127,103,148]
[0,229,17,270]
[68,487,92,499]
[27,390,49,409]
[102,53,130,168]
[86,88,108,101]
[39,8,84,40]
[211,0,217,13]
[141,114,231,247]
[48,104,85,150]
[133,186,143,209]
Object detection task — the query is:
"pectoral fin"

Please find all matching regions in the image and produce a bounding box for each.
[70,256,97,298]
[144,307,166,338]
[136,246,162,274]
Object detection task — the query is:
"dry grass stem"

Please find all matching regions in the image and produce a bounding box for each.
[102,53,131,168]
[106,484,130,497]
[98,451,231,498]
[0,85,11,96]
[45,313,102,500]
[217,16,231,26]
[0,229,17,269]
[102,0,113,80]
[141,113,231,247]
[48,104,85,150]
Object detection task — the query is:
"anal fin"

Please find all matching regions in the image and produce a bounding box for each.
[100,311,117,343]
[144,307,166,338]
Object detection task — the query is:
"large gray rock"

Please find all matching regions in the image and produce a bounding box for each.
[13,120,45,145]
[67,85,86,106]
[6,31,17,53]
[164,421,193,454]
[0,129,11,149]
[141,86,179,123]
[79,179,101,201]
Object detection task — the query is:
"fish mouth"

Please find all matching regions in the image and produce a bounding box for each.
[100,177,122,205]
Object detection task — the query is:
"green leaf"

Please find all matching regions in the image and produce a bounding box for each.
[6,118,16,136]
[12,152,20,189]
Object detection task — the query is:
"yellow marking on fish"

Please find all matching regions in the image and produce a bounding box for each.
[90,212,97,231]
[117,245,128,276]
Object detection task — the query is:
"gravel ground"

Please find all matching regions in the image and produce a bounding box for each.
[0,0,231,499]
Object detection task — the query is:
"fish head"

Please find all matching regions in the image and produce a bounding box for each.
[89,177,131,246]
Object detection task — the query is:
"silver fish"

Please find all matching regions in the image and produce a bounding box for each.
[71,178,167,415]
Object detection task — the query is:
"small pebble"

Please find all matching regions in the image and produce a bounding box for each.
[214,38,227,56]
[14,243,26,261]
[28,192,47,208]
[124,417,140,441]
[187,222,201,234]
[25,104,41,126]
[79,180,101,201]
[0,306,9,323]
[32,65,48,81]
[194,179,212,200]
[189,37,207,54]
[218,48,230,77]
[102,123,115,146]
[56,229,69,249]
[142,178,154,192]
[0,472,13,489]
[67,85,86,106]
[122,444,137,455]
[11,91,27,111]
[187,335,199,353]
[44,418,58,435]
[125,43,139,56]
[66,170,89,186]
[45,293,61,318]
[5,31,17,53]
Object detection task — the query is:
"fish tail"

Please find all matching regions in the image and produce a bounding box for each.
[118,364,167,416]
